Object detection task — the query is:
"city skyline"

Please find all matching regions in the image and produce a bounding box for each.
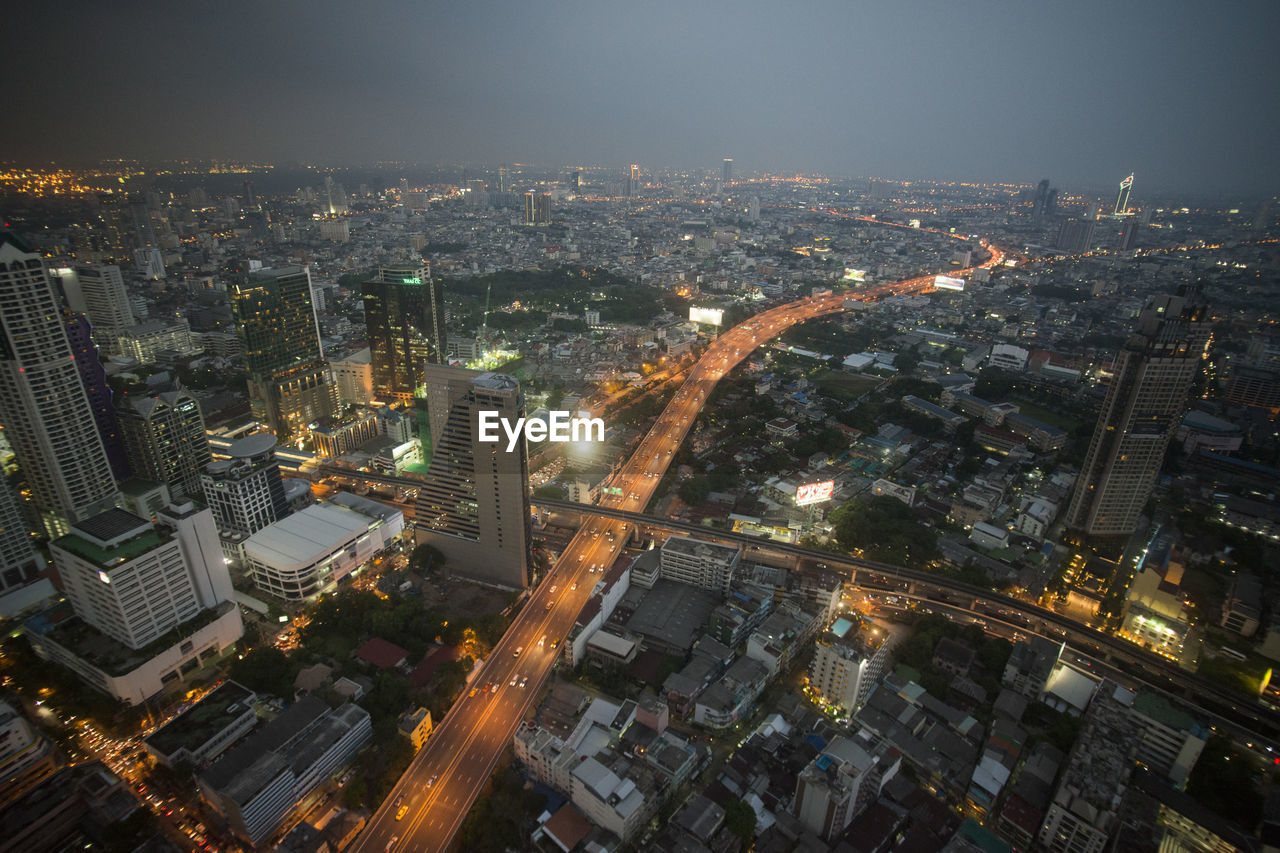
[2,2,1278,195]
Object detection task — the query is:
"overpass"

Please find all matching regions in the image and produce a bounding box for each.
[318,462,1280,746]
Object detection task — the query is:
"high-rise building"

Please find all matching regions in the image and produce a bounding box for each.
[362,264,447,403]
[133,246,165,280]
[201,434,290,536]
[808,617,895,714]
[523,192,551,225]
[1032,179,1051,218]
[63,310,131,481]
[722,158,733,184]
[1054,218,1096,254]
[570,170,581,192]
[117,386,211,501]
[1114,173,1134,216]
[51,504,234,651]
[51,264,136,355]
[1121,219,1140,251]
[0,234,120,537]
[1066,286,1210,544]
[230,266,336,441]
[415,366,531,589]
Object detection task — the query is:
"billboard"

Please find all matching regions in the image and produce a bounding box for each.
[795,480,835,506]
[842,268,867,282]
[689,307,724,326]
[934,275,966,291]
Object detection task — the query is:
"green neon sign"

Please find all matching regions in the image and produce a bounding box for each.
[402,277,422,284]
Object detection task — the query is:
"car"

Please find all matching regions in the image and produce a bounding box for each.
[510,674,519,687]
[469,687,478,698]
[545,601,552,610]
[538,635,546,646]
[520,676,528,688]
[514,646,524,657]
[570,582,577,590]
[385,837,398,852]
[490,681,499,692]
[549,585,557,593]
[394,795,404,808]
[396,805,409,820]
[427,775,437,787]
[550,638,560,649]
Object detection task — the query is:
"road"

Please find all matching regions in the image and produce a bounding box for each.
[350,240,1004,853]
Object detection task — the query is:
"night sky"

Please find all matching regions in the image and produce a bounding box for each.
[4,0,1278,195]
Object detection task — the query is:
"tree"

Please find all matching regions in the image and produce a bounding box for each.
[228,646,297,698]
[410,542,447,574]
[1187,735,1265,827]
[678,477,712,506]
[723,798,757,841]
[829,495,938,567]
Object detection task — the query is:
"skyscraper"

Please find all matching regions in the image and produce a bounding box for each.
[1055,218,1096,254]
[415,366,531,589]
[722,158,734,184]
[1032,179,1051,218]
[201,434,290,536]
[523,192,551,225]
[0,233,120,537]
[230,265,336,441]
[1114,173,1134,216]
[362,264,447,402]
[1066,286,1210,545]
[63,310,131,481]
[117,386,212,501]
[52,264,136,356]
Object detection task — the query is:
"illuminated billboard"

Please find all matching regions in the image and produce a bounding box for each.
[934,275,966,291]
[689,307,724,326]
[842,268,867,282]
[795,480,835,506]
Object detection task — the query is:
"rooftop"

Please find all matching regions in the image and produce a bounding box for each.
[145,680,256,758]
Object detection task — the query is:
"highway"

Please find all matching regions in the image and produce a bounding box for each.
[350,239,1005,853]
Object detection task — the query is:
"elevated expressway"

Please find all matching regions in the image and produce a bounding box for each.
[349,238,1071,852]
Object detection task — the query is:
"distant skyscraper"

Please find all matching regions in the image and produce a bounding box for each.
[202,434,290,536]
[570,170,581,192]
[1121,219,1140,251]
[230,265,336,441]
[523,192,551,225]
[117,386,211,501]
[1032,179,1051,218]
[722,158,734,184]
[133,247,165,281]
[415,366,530,589]
[242,179,255,208]
[0,233,120,537]
[1045,187,1059,217]
[498,166,509,192]
[127,195,157,248]
[1055,218,1096,254]
[362,264,447,403]
[1066,286,1210,545]
[1114,173,1134,215]
[52,263,136,355]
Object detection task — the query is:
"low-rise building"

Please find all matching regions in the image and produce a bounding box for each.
[199,697,371,845]
[398,707,433,752]
[244,492,403,600]
[143,680,257,768]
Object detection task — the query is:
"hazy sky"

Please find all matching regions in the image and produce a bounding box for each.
[5,1,1278,194]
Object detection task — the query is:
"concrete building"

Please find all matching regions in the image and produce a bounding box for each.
[415,366,531,589]
[116,387,211,500]
[362,264,447,403]
[202,434,290,536]
[244,492,403,600]
[231,266,336,442]
[0,478,46,612]
[1220,574,1262,638]
[27,502,243,704]
[311,413,380,458]
[1066,287,1210,544]
[0,233,121,537]
[143,680,257,768]
[809,615,895,714]
[116,319,197,363]
[659,536,741,595]
[1038,683,1140,853]
[199,696,371,845]
[56,263,136,355]
[330,348,374,407]
[794,735,898,841]
[0,699,60,806]
[1128,691,1207,790]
